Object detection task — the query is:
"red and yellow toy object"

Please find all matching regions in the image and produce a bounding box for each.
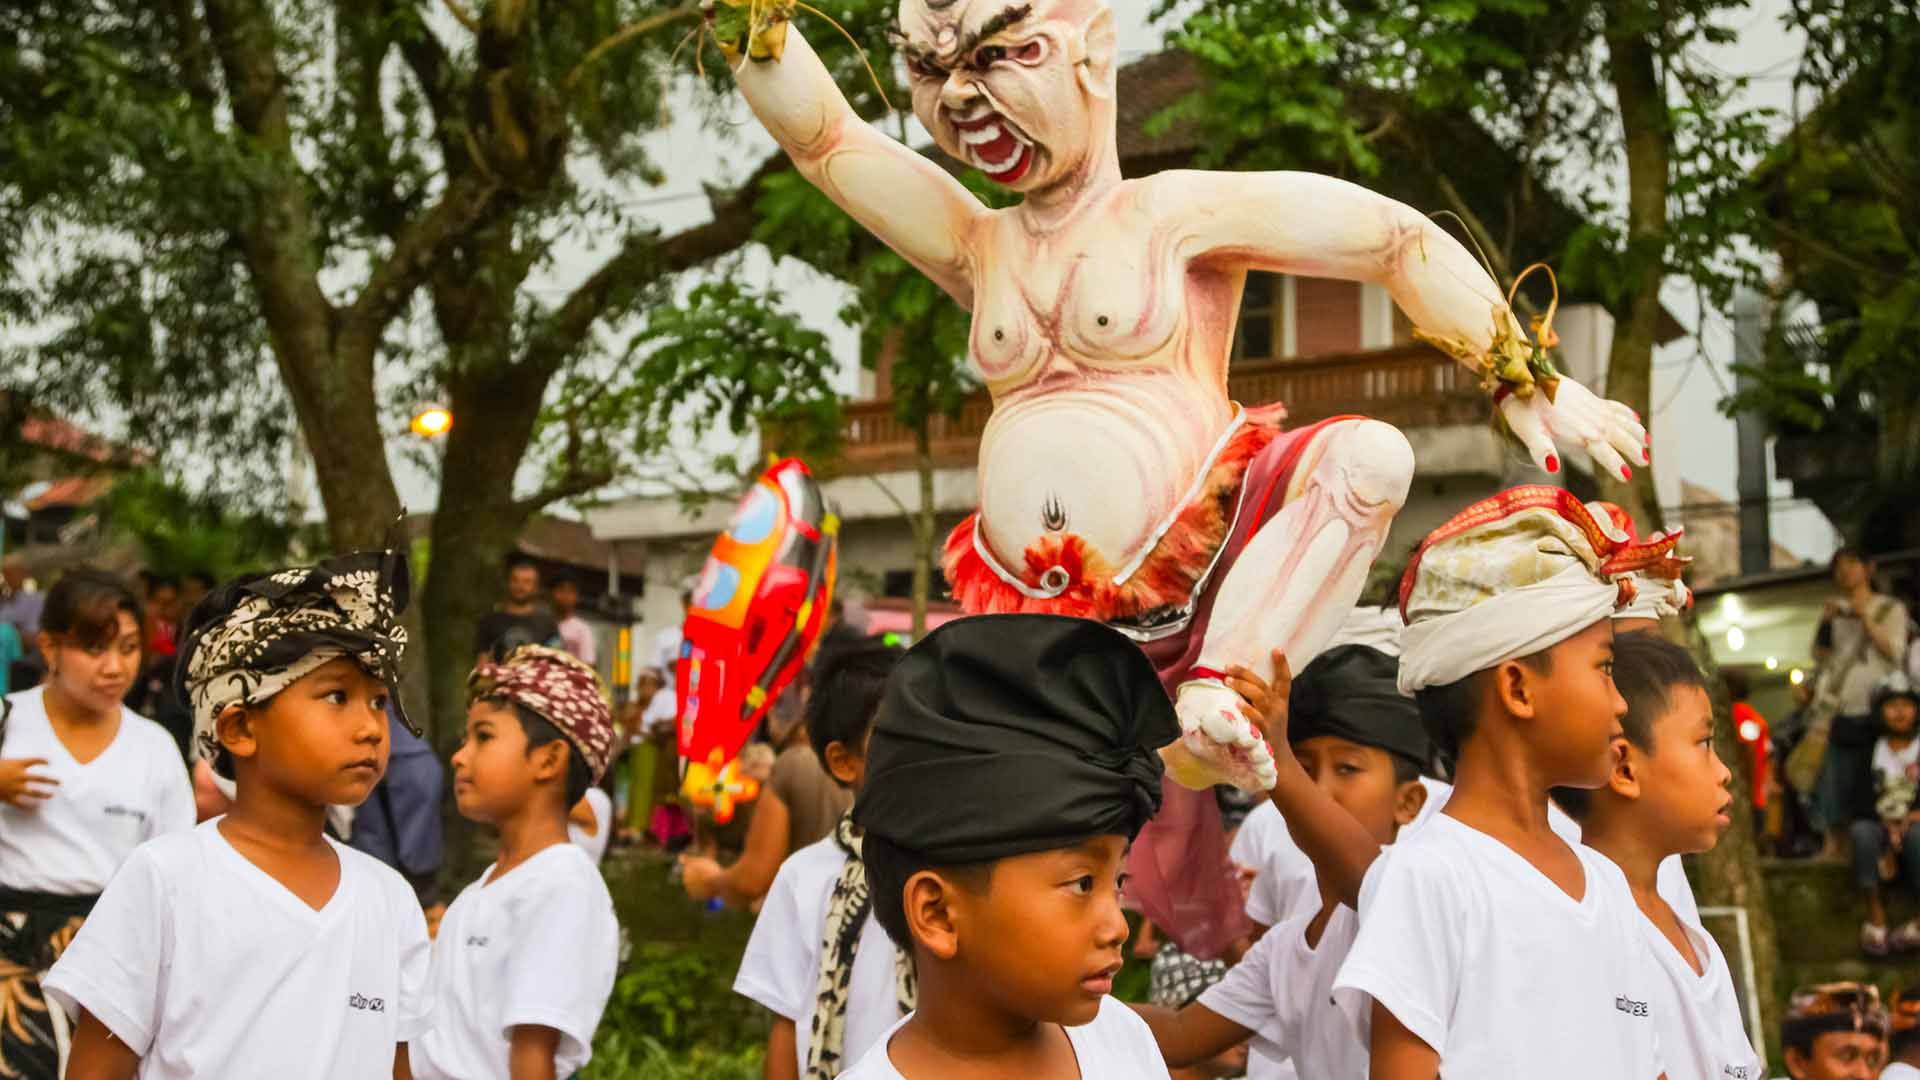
[681,749,762,825]
[676,457,838,770]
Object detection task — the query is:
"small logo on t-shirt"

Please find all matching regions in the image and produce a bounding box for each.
[347,993,386,1013]
[1613,995,1650,1018]
[466,935,489,947]
[1722,1066,1752,1079]
[101,804,148,824]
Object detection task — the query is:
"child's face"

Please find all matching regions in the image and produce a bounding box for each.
[450,700,562,824]
[228,658,391,807]
[1884,697,1919,738]
[1294,736,1423,847]
[949,834,1130,1028]
[1624,685,1732,856]
[1786,1031,1884,1079]
[1525,620,1627,789]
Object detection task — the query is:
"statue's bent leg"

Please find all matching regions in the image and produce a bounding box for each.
[1161,418,1416,791]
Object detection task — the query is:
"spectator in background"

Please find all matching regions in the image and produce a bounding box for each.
[1781,981,1886,1080]
[0,561,43,655]
[0,620,19,696]
[1889,984,1920,1080]
[473,554,560,661]
[1813,548,1912,859]
[178,570,215,622]
[1726,667,1769,817]
[142,574,180,658]
[551,572,597,666]
[653,582,694,672]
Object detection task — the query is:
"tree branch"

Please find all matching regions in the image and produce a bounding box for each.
[518,151,794,376]
[515,466,618,515]
[344,174,501,351]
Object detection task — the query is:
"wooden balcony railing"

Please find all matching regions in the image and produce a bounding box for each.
[834,343,1490,475]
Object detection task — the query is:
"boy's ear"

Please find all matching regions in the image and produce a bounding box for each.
[902,869,963,961]
[1393,777,1429,827]
[530,739,569,785]
[1607,738,1642,801]
[1490,660,1538,721]
[215,702,259,765]
[823,740,863,786]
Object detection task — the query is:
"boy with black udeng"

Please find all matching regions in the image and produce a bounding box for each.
[845,615,1176,1079]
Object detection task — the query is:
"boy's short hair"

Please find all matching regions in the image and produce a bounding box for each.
[1549,632,1704,819]
[805,639,903,784]
[1414,650,1552,766]
[862,832,994,950]
[548,571,578,591]
[1830,545,1869,571]
[505,553,539,576]
[511,703,593,806]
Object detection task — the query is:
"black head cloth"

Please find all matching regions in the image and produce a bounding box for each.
[852,614,1179,865]
[1287,644,1430,769]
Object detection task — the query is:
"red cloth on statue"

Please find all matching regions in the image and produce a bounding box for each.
[1123,415,1360,960]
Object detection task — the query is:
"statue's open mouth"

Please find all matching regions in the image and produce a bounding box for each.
[950,104,1033,184]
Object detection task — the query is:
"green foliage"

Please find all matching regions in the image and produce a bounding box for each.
[581,1035,762,1080]
[592,856,768,1067]
[103,471,315,577]
[1161,0,1773,309]
[1729,9,1920,547]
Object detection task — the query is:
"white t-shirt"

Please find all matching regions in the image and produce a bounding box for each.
[43,819,432,1078]
[1200,904,1364,1079]
[570,788,613,865]
[835,995,1171,1079]
[1873,737,1920,818]
[0,687,194,895]
[410,843,619,1080]
[1638,902,1762,1080]
[736,837,903,1078]
[1884,1063,1920,1079]
[1331,814,1665,1078]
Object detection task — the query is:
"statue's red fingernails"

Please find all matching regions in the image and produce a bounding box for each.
[1621,465,1633,481]
[1546,454,1559,474]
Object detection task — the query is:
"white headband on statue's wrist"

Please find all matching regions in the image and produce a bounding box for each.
[1397,565,1620,695]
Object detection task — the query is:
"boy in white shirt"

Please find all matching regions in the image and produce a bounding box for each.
[47,551,433,1079]
[410,645,620,1080]
[733,641,908,1080]
[1551,630,1763,1080]
[842,615,1175,1079]
[1328,486,1677,1079]
[1136,644,1431,1080]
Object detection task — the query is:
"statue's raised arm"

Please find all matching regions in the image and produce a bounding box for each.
[720,13,987,304]
[1160,168,1648,480]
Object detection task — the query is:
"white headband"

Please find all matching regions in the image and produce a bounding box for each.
[1398,564,1619,694]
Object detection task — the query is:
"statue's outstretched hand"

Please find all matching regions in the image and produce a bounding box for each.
[1158,657,1287,794]
[1498,375,1649,481]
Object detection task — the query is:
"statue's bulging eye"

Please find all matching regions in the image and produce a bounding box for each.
[972,44,1007,67]
[908,57,947,79]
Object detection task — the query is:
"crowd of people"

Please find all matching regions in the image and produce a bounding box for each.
[0,485,1916,1078]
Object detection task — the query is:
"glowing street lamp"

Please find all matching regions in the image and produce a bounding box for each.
[410,405,453,439]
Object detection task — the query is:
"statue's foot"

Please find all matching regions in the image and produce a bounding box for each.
[1159,679,1277,793]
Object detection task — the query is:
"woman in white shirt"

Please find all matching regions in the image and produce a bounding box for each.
[0,568,194,1076]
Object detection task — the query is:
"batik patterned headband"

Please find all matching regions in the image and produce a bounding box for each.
[469,645,615,785]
